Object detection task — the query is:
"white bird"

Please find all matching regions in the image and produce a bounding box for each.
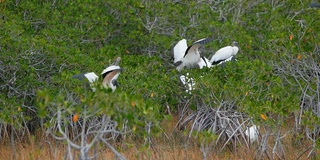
[72,57,122,92]
[173,38,212,72]
[179,73,195,94]
[245,125,259,143]
[210,41,239,65]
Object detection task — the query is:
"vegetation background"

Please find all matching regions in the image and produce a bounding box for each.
[0,0,319,159]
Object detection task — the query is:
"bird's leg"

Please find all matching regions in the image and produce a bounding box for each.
[231,56,237,62]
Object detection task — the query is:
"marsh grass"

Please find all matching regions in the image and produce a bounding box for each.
[0,115,316,160]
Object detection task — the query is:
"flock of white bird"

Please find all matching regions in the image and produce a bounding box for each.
[174,38,239,94]
[173,38,239,72]
[71,37,259,143]
[173,38,259,143]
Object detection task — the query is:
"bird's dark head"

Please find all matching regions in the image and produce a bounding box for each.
[232,41,239,47]
[112,57,121,66]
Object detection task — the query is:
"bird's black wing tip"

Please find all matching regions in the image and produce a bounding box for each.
[194,37,214,45]
[211,60,224,65]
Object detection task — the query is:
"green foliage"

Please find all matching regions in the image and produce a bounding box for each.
[1,0,320,156]
[36,84,161,136]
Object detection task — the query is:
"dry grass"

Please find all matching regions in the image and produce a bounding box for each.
[0,115,317,160]
[0,139,256,160]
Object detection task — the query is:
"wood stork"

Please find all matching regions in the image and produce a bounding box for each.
[245,125,259,143]
[210,41,239,65]
[72,57,122,92]
[173,38,212,72]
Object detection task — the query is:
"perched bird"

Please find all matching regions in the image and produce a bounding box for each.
[173,38,212,72]
[72,57,122,92]
[210,41,239,65]
[245,125,259,143]
[100,65,122,92]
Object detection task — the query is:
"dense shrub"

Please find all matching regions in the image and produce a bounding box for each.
[0,0,319,159]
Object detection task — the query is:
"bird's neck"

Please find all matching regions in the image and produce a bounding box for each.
[102,79,109,89]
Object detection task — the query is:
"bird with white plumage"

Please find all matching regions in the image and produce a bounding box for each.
[245,124,260,143]
[72,57,122,92]
[173,38,212,72]
[210,41,239,66]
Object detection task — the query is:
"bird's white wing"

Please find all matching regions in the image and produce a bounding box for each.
[84,72,99,83]
[175,38,212,71]
[173,39,188,63]
[101,65,121,75]
[183,47,201,65]
[182,38,212,68]
[72,72,99,91]
[197,56,211,69]
[183,42,203,65]
[185,38,209,57]
[210,46,234,64]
